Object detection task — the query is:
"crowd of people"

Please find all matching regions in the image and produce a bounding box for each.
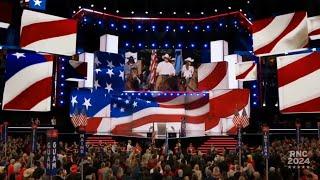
[0,135,319,180]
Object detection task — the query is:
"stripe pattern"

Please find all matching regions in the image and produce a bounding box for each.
[83,89,250,136]
[206,89,250,134]
[277,52,320,113]
[252,12,309,56]
[198,62,228,91]
[2,51,53,111]
[20,10,77,56]
[236,61,257,81]
[307,15,320,40]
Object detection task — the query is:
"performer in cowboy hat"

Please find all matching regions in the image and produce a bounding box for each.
[181,57,196,91]
[155,53,176,90]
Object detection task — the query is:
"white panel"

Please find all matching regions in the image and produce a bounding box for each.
[224,54,242,89]
[78,53,94,88]
[100,34,119,54]
[210,40,229,62]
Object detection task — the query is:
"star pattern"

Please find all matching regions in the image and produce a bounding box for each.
[133,101,138,108]
[82,98,92,110]
[12,52,25,59]
[71,96,78,107]
[119,70,124,80]
[105,83,113,93]
[33,0,42,6]
[106,68,114,78]
[94,80,101,89]
[107,61,115,68]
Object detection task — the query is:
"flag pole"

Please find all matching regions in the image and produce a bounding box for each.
[237,125,242,167]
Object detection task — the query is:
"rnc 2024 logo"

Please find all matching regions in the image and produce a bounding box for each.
[287,150,310,169]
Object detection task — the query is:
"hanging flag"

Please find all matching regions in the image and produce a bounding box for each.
[232,109,241,127]
[20,10,77,56]
[277,52,320,113]
[65,60,88,82]
[174,49,183,75]
[149,50,158,85]
[2,51,53,111]
[94,67,125,93]
[307,15,320,40]
[241,108,249,128]
[198,62,228,91]
[0,2,13,29]
[29,0,47,11]
[252,12,308,56]
[236,61,257,81]
[71,110,88,128]
[94,52,125,69]
[69,88,110,118]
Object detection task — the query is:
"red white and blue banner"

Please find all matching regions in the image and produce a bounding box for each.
[236,61,257,81]
[277,52,320,113]
[252,12,309,56]
[20,10,77,56]
[307,15,320,40]
[2,51,53,111]
[198,62,228,91]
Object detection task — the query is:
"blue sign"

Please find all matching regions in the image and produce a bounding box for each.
[262,132,269,158]
[46,132,57,176]
[237,127,241,149]
[79,133,86,157]
[29,0,46,11]
[32,127,37,152]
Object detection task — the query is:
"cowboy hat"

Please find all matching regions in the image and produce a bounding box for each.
[184,57,194,62]
[162,54,172,60]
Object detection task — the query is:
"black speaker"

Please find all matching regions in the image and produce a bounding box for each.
[168,132,176,138]
[147,132,152,138]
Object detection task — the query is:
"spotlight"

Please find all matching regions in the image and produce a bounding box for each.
[152,25,155,29]
[151,43,156,47]
[138,43,142,47]
[73,10,76,14]
[145,11,149,14]
[263,103,266,107]
[179,25,184,30]
[60,92,64,95]
[253,102,257,105]
[116,10,119,13]
[201,12,204,15]
[98,20,102,25]
[190,43,195,48]
[125,42,129,47]
[103,7,106,10]
[253,93,257,97]
[203,44,208,48]
[187,12,190,15]
[91,4,94,7]
[178,43,182,48]
[247,0,250,4]
[84,18,87,22]
[275,103,278,107]
[78,6,81,9]
[228,6,231,10]
[159,11,163,14]
[253,85,256,88]
[137,25,142,29]
[165,43,169,48]
[60,100,64,104]
[194,26,198,30]
[166,25,170,29]
[131,11,135,14]
[173,11,176,15]
[206,25,210,29]
[219,23,223,27]
[215,9,218,12]
[123,24,127,29]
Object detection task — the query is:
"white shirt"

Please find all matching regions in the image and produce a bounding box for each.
[156,61,175,75]
[181,65,194,79]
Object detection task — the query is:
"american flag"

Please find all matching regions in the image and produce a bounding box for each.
[252,11,308,56]
[149,50,158,85]
[94,67,124,92]
[69,88,110,118]
[232,109,242,127]
[20,10,77,56]
[2,51,53,111]
[241,108,249,128]
[198,62,228,91]
[94,52,125,69]
[71,109,88,128]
